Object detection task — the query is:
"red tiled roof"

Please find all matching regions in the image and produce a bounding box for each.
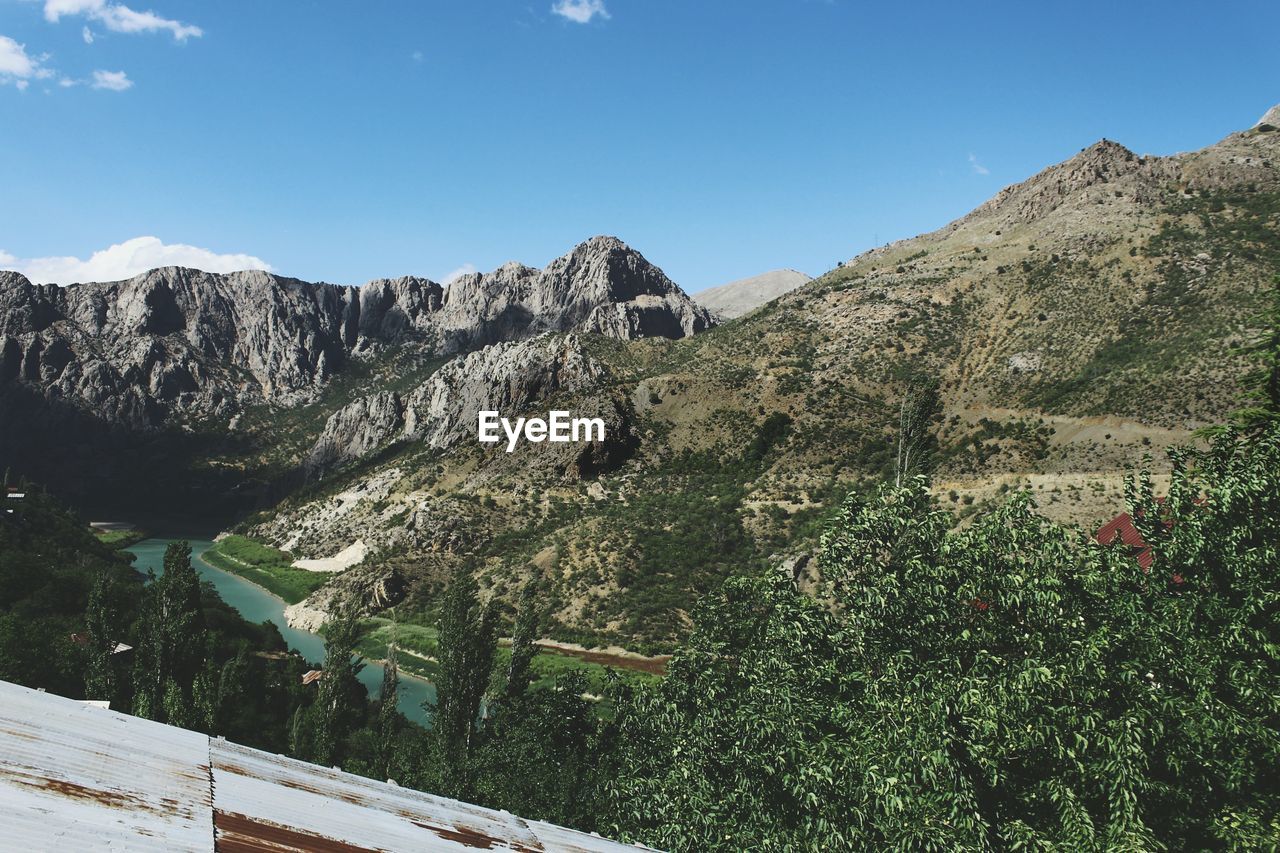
[1095,512,1154,569]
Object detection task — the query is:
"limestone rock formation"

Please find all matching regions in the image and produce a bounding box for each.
[0,237,710,434]
[305,334,624,475]
[437,236,713,348]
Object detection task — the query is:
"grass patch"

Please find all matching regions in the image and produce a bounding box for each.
[202,535,327,604]
[356,617,660,694]
[92,528,148,549]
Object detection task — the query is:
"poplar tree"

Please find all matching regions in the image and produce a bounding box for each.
[375,614,401,781]
[313,599,364,767]
[894,376,942,487]
[504,579,541,702]
[433,567,497,797]
[132,541,206,723]
[84,566,118,703]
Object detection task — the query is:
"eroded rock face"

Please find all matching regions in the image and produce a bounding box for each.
[437,236,713,350]
[1,268,379,427]
[284,565,407,631]
[304,334,624,475]
[0,237,710,434]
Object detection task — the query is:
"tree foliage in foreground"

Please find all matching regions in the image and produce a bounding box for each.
[605,425,1280,851]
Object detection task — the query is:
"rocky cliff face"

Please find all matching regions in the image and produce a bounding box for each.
[437,236,712,349]
[305,334,630,476]
[0,237,710,433]
[0,267,433,427]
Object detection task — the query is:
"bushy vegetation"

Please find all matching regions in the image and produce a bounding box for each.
[0,492,312,753]
[0,484,139,698]
[603,425,1280,850]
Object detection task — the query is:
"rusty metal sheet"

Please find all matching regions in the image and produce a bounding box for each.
[0,680,653,851]
[0,681,213,851]
[210,739,646,852]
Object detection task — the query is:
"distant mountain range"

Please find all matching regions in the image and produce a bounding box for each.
[694,269,811,320]
[2,105,1277,649]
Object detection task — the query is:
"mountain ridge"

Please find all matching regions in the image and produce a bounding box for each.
[3,107,1277,647]
[232,107,1280,646]
[694,269,812,320]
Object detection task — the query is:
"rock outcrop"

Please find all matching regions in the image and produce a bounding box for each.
[437,236,712,349]
[305,334,630,476]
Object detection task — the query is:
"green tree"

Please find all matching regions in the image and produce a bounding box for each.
[132,541,207,723]
[432,567,497,797]
[503,579,541,702]
[606,425,1280,851]
[1233,275,1280,431]
[473,671,603,831]
[606,570,853,851]
[83,565,118,703]
[312,599,365,766]
[375,615,401,781]
[894,376,942,487]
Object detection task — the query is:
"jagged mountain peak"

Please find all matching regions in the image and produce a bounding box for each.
[1256,104,1280,129]
[571,234,632,253]
[0,233,714,467]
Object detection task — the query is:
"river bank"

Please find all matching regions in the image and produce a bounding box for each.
[124,537,435,725]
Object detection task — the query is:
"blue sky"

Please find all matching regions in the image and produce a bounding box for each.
[1,1,1277,290]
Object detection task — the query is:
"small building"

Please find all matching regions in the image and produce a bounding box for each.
[300,669,324,686]
[68,633,133,655]
[1095,511,1154,569]
[1095,498,1191,586]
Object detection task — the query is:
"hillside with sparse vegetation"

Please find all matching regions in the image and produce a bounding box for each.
[220,115,1280,653]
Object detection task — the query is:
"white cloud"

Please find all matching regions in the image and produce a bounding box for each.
[551,0,610,24]
[82,25,94,43]
[969,153,990,176]
[91,68,131,90]
[0,34,54,87]
[44,0,202,42]
[0,236,273,284]
[439,264,477,285]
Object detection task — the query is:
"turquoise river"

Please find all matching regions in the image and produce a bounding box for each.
[125,537,434,725]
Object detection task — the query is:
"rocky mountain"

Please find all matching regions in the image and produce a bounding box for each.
[304,334,636,479]
[5,106,1277,652]
[0,237,708,430]
[694,269,811,320]
[233,107,1280,648]
[440,236,713,348]
[0,237,707,512]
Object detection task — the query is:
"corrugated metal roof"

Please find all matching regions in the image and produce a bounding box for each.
[1095,511,1154,569]
[0,680,655,851]
[0,682,213,851]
